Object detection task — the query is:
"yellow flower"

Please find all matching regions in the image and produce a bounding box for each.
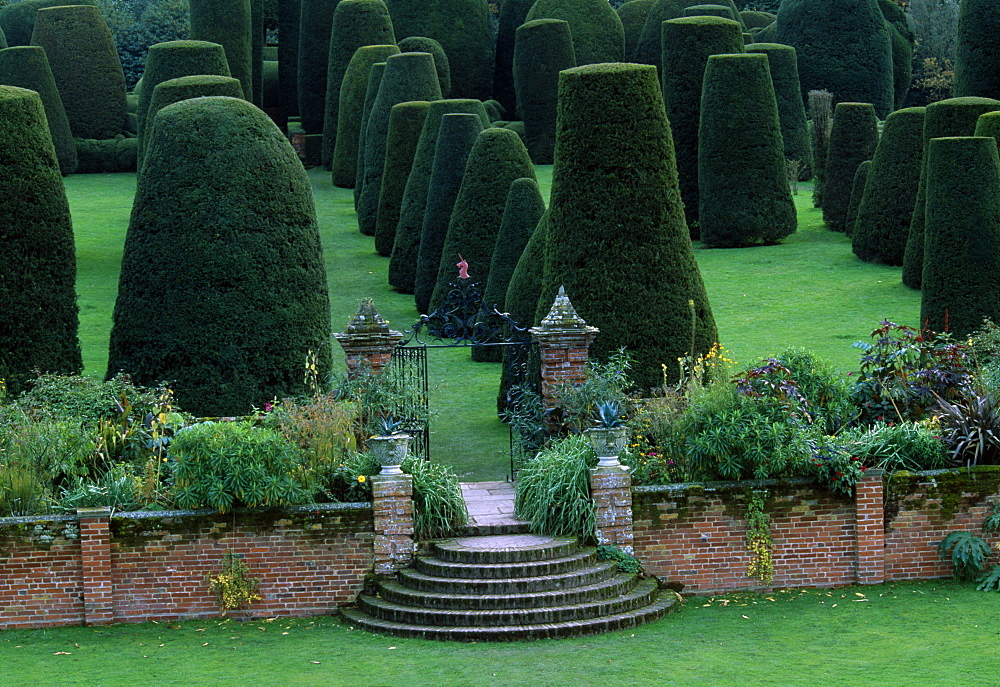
[357,475,366,483]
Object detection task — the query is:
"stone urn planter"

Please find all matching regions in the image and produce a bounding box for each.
[585,426,628,469]
[368,433,412,475]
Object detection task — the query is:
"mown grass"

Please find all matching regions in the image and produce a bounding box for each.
[1,580,995,686]
[65,168,918,481]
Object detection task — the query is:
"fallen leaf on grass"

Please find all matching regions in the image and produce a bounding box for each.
[53,652,72,655]
[202,643,209,647]
[311,661,320,665]
[742,615,749,619]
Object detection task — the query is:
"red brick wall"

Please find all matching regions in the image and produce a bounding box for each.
[884,468,1000,581]
[0,517,84,629]
[0,503,373,630]
[633,480,857,594]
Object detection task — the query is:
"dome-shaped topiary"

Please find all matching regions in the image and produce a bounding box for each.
[484,177,546,316]
[539,63,718,389]
[331,44,398,188]
[107,96,332,417]
[699,53,797,247]
[493,0,536,116]
[277,0,300,117]
[954,0,1000,100]
[740,10,775,29]
[30,4,126,139]
[751,19,776,43]
[822,102,878,233]
[513,18,576,165]
[143,74,245,173]
[353,61,388,209]
[684,4,736,20]
[0,0,94,47]
[0,85,81,396]
[525,0,625,67]
[320,0,395,169]
[397,36,450,99]
[902,96,1000,288]
[189,0,252,107]
[852,106,925,265]
[661,16,744,235]
[845,159,872,236]
[135,40,232,169]
[920,136,1000,338]
[357,51,441,237]
[384,0,493,100]
[295,0,340,134]
[374,100,429,257]
[618,0,655,58]
[775,0,894,118]
[388,100,490,299]
[0,45,77,175]
[746,42,812,178]
[428,127,537,313]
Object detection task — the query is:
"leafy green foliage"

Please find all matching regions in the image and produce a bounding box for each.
[935,392,1000,467]
[58,463,142,512]
[975,565,1000,592]
[402,455,468,538]
[839,421,950,472]
[332,363,428,443]
[98,0,190,89]
[169,421,308,512]
[937,530,993,581]
[515,434,596,539]
[596,545,642,574]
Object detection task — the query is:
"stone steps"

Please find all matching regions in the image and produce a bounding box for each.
[341,533,675,641]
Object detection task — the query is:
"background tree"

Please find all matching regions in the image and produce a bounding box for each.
[538,63,718,390]
[107,96,331,416]
[0,85,81,396]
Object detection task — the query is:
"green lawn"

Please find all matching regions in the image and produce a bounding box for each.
[65,169,918,481]
[1,580,995,685]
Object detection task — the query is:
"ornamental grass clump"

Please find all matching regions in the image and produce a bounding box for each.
[514,434,596,540]
[402,455,468,539]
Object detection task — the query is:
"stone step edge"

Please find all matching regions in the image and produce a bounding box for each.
[413,548,597,578]
[340,597,676,642]
[377,573,639,610]
[432,536,578,564]
[358,579,660,627]
[398,560,619,593]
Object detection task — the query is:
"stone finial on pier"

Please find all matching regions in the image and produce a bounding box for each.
[334,299,403,378]
[529,287,600,412]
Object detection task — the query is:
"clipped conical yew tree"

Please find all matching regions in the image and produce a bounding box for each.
[954,0,1000,99]
[189,0,252,105]
[107,96,331,417]
[493,0,538,115]
[845,159,872,236]
[398,36,450,98]
[775,0,893,118]
[634,0,692,72]
[384,0,493,100]
[902,96,1000,288]
[484,178,546,316]
[513,18,576,165]
[853,106,925,265]
[823,102,878,233]
[331,44,398,188]
[277,0,300,116]
[525,0,625,67]
[296,0,341,134]
[0,27,6,49]
[0,46,77,175]
[740,10,775,29]
[135,40,231,169]
[699,53,796,247]
[354,60,387,209]
[746,42,811,177]
[539,63,718,389]
[374,100,429,256]
[357,51,441,237]
[920,136,1000,337]
[878,0,915,109]
[143,74,245,174]
[406,112,485,309]
[618,0,655,58]
[684,4,735,20]
[319,0,395,169]
[661,16,744,235]
[0,0,95,47]
[428,127,536,314]
[389,100,490,298]
[0,85,81,396]
[31,4,126,139]
[505,210,548,326]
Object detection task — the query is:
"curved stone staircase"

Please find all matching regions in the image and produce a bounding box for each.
[341,533,676,641]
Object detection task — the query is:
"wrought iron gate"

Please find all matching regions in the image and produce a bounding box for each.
[391,277,539,477]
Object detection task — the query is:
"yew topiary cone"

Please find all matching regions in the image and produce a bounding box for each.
[525,0,625,66]
[107,97,331,417]
[539,63,718,389]
[0,85,81,396]
[823,102,878,233]
[189,0,252,105]
[296,0,341,134]
[954,0,1000,100]
[746,42,811,177]
[920,136,1000,338]
[374,100,429,257]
